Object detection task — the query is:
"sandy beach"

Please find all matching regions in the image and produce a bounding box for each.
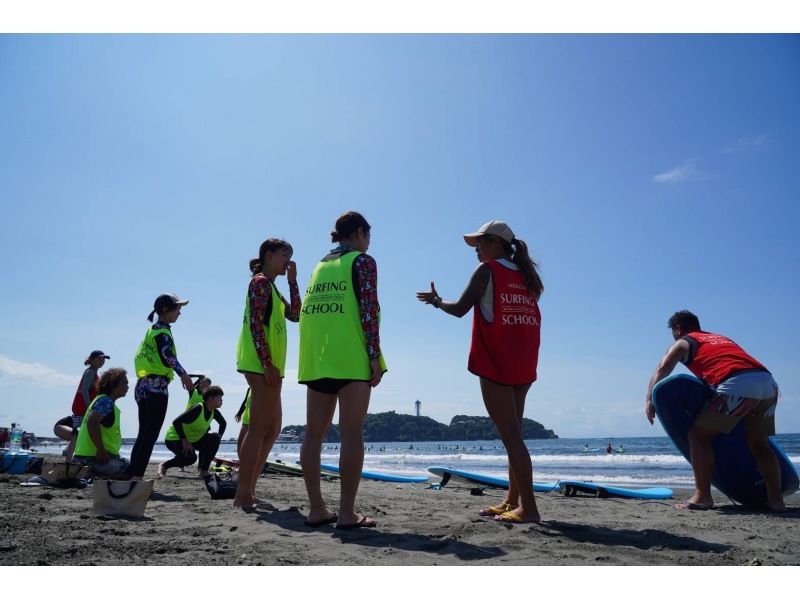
[1,457,798,566]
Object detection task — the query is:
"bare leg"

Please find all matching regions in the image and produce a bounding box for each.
[251,404,282,504]
[746,432,785,512]
[336,382,373,527]
[480,378,540,523]
[53,423,76,462]
[233,373,281,509]
[679,426,717,509]
[300,389,337,524]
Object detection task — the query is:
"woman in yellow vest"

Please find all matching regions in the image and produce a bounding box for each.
[234,387,251,459]
[129,293,194,480]
[158,385,226,479]
[299,211,387,529]
[73,368,130,478]
[234,239,301,509]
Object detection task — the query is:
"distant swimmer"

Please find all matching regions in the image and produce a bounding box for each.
[234,237,300,509]
[606,443,612,454]
[418,220,544,525]
[645,310,785,512]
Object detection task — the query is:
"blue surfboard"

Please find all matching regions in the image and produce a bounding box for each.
[652,374,799,507]
[558,480,673,500]
[318,463,429,483]
[427,466,559,493]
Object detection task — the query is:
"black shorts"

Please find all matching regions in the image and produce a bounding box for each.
[301,378,362,395]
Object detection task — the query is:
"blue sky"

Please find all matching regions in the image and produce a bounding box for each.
[1,34,798,439]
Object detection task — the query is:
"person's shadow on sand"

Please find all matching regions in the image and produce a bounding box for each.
[532,521,729,553]
[255,508,506,562]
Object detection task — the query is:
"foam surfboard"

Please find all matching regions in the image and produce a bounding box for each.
[318,463,429,483]
[263,460,305,477]
[427,466,559,493]
[652,374,799,507]
[558,480,673,499]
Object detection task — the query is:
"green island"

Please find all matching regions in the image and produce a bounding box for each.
[280,411,557,443]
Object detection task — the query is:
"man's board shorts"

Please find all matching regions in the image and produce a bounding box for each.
[71,415,83,430]
[694,371,778,436]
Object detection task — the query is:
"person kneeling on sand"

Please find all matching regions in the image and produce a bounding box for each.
[645,310,785,512]
[158,385,226,479]
[72,368,131,478]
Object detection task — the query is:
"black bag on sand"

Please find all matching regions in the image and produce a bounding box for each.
[25,457,43,475]
[205,472,238,499]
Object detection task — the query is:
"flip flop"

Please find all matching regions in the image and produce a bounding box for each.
[336,515,377,530]
[479,502,517,517]
[304,513,339,528]
[675,502,713,511]
[494,511,541,524]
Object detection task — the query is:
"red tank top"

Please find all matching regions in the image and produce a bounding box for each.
[682,331,768,386]
[71,370,98,416]
[468,260,541,385]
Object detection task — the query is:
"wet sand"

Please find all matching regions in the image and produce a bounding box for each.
[1,459,799,565]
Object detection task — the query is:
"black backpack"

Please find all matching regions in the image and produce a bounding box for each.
[204,472,238,499]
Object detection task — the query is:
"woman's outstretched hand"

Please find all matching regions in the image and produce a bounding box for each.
[416,282,441,305]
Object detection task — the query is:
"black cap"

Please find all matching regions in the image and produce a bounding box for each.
[148,293,189,321]
[85,350,110,365]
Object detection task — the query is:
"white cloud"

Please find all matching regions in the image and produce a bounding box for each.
[653,159,712,183]
[0,354,78,387]
[723,134,769,153]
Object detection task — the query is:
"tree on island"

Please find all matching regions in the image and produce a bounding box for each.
[280,411,557,443]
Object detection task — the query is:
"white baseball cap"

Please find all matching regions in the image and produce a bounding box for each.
[463,220,515,247]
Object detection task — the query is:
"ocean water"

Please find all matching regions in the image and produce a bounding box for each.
[35,433,800,489]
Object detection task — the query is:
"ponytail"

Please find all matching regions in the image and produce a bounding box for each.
[510,238,543,300]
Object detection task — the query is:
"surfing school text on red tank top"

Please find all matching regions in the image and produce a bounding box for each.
[468,260,541,385]
[681,331,768,386]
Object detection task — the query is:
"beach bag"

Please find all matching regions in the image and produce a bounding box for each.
[204,472,238,500]
[93,479,154,518]
[51,461,90,481]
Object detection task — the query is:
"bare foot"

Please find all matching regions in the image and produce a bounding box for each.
[156,464,166,480]
[768,499,787,513]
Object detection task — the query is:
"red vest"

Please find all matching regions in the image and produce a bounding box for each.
[682,331,768,386]
[71,371,98,417]
[468,260,541,385]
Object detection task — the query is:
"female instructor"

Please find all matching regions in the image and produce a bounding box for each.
[417,220,543,524]
[299,211,387,529]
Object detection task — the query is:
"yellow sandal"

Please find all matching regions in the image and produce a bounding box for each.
[479,502,517,517]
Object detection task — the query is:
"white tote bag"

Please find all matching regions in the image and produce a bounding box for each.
[93,479,154,518]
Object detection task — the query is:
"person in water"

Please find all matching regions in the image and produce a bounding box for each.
[128,294,194,480]
[72,368,130,477]
[63,350,110,461]
[299,211,387,529]
[158,385,226,479]
[417,220,543,524]
[234,387,252,459]
[234,238,300,509]
[645,310,785,512]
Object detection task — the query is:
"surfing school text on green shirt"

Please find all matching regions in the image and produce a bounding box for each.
[74,395,122,457]
[135,326,176,380]
[298,250,387,382]
[165,406,215,444]
[237,278,288,376]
